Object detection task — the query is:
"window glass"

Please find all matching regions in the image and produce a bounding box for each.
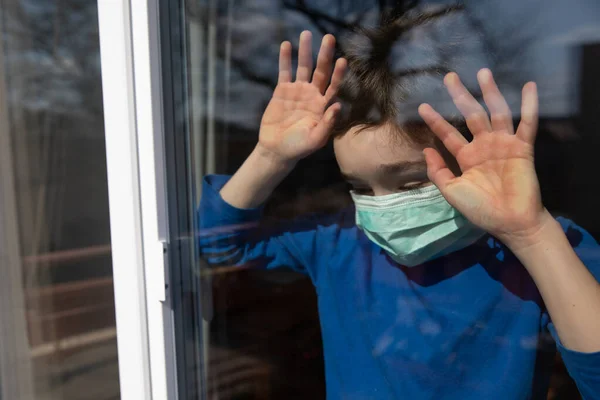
[165,1,600,399]
[0,0,119,399]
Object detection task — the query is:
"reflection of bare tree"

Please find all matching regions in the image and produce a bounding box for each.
[2,0,103,258]
[186,0,536,137]
[3,0,103,118]
[282,0,357,34]
[282,0,465,38]
[460,1,539,97]
[186,0,431,92]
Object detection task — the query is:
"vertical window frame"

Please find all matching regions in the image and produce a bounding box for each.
[98,1,177,399]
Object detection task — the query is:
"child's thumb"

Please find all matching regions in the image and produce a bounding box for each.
[312,103,340,142]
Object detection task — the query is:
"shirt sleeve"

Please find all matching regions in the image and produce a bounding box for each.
[543,217,600,399]
[197,174,347,286]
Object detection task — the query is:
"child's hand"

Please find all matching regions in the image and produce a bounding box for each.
[258,31,346,165]
[418,69,550,246]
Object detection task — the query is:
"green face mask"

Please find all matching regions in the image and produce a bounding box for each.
[351,185,484,267]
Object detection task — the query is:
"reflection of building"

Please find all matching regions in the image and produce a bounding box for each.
[535,43,600,241]
[0,1,119,398]
[0,101,118,398]
[570,43,600,238]
[0,33,34,397]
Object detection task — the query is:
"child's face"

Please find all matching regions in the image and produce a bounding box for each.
[334,124,431,196]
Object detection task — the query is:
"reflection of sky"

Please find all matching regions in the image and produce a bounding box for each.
[5,1,600,127]
[195,0,600,133]
[465,0,600,117]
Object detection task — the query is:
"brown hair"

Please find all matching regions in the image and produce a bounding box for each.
[330,5,466,174]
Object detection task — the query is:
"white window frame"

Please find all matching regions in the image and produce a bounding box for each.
[98,1,175,399]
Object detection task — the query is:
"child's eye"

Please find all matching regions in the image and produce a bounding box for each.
[398,181,428,191]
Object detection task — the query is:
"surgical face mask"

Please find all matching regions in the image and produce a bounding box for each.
[351,185,484,267]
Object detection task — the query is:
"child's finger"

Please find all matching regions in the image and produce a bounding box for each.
[296,31,313,82]
[444,72,492,136]
[423,148,455,190]
[324,58,347,101]
[516,82,538,144]
[477,68,514,134]
[418,103,467,157]
[310,102,340,144]
[312,34,336,94]
[278,41,292,84]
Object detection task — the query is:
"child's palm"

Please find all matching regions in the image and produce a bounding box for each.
[419,70,545,240]
[258,32,345,163]
[260,82,330,160]
[446,132,541,237]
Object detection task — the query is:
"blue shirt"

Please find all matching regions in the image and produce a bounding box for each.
[199,175,600,399]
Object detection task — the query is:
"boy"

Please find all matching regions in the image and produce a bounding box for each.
[199,24,600,399]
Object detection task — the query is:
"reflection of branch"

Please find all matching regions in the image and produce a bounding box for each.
[396,66,450,78]
[382,0,419,23]
[396,4,464,29]
[377,0,387,17]
[283,1,355,34]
